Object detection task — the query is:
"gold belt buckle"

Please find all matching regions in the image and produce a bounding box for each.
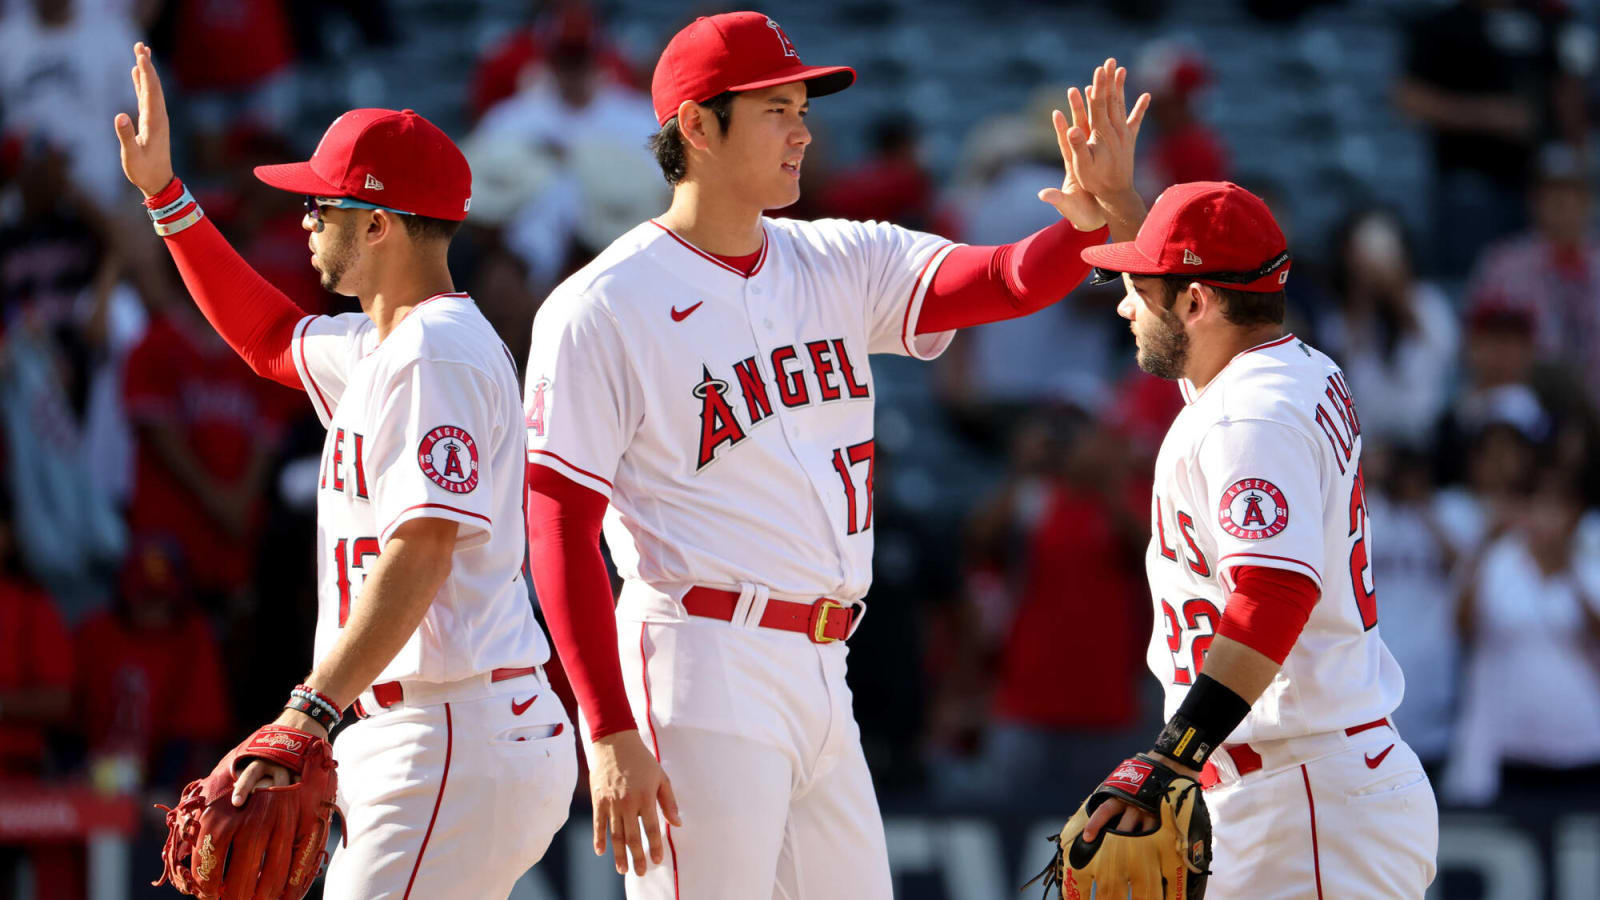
[810,599,846,643]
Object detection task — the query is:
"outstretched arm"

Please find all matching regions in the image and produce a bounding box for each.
[114,43,304,389]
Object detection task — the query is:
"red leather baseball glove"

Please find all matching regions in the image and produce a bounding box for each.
[154,725,339,900]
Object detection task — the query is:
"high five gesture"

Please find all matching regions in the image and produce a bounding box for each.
[1039,57,1150,241]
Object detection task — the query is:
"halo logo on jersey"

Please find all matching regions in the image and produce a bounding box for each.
[418,425,480,493]
[1218,478,1288,539]
[527,377,550,437]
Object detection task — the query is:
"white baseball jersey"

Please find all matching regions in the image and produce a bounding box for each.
[1146,334,1405,743]
[290,292,551,683]
[525,218,954,599]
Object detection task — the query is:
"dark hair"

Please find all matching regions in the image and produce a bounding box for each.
[648,91,737,186]
[401,214,462,244]
[1158,275,1285,327]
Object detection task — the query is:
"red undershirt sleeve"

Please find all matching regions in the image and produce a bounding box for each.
[525,463,635,741]
[1215,565,1321,665]
[914,218,1108,334]
[145,177,304,389]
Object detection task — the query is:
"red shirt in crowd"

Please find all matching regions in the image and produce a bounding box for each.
[0,578,72,773]
[123,312,279,594]
[1150,123,1230,190]
[74,609,229,768]
[990,484,1145,729]
[171,0,294,91]
[469,28,641,121]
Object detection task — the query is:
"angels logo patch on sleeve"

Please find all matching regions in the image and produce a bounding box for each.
[418,425,479,493]
[1219,478,1289,540]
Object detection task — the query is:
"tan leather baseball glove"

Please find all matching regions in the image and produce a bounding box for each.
[1026,753,1212,900]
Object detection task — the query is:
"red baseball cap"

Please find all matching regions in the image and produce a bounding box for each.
[651,12,855,126]
[1082,181,1291,293]
[254,108,473,221]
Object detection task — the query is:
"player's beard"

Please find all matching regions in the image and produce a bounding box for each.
[315,225,358,294]
[1136,303,1190,380]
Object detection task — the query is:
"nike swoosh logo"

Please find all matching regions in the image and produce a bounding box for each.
[670,301,703,322]
[511,695,536,716]
[1365,744,1395,769]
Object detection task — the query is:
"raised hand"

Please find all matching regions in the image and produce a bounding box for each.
[1037,82,1109,231]
[112,42,175,198]
[1039,58,1150,240]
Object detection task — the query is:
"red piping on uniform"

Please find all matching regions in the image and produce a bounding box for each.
[529,449,615,489]
[650,220,768,279]
[381,503,492,541]
[1300,764,1324,900]
[639,623,680,898]
[1182,333,1299,405]
[403,702,453,899]
[296,316,333,420]
[899,247,949,355]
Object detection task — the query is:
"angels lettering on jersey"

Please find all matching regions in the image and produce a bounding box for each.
[692,337,869,469]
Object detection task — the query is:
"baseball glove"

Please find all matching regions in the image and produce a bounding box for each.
[1025,754,1212,900]
[154,725,339,900]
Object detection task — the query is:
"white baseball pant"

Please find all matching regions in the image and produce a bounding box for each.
[1202,721,1438,898]
[604,616,894,900]
[325,671,578,899]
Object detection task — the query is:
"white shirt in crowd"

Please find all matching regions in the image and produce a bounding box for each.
[1444,519,1600,804]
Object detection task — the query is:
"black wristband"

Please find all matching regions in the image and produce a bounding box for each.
[284,695,339,732]
[1152,673,1252,768]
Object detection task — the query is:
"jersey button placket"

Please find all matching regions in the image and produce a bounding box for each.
[743,272,852,575]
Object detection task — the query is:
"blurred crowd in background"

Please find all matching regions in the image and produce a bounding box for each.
[3,0,1600,896]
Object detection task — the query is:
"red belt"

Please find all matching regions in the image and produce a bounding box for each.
[1200,717,1390,788]
[353,666,539,718]
[681,587,854,643]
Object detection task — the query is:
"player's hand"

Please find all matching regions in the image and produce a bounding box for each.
[590,729,683,876]
[113,42,175,198]
[1040,59,1150,234]
[1081,794,1159,842]
[230,710,328,806]
[1037,78,1108,231]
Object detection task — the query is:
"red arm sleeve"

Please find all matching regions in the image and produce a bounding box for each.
[1215,565,1321,665]
[526,464,636,741]
[145,178,303,389]
[914,218,1108,334]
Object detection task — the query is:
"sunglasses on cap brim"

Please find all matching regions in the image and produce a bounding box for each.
[303,195,416,220]
[1090,250,1292,287]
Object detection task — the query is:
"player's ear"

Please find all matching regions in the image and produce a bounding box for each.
[678,100,714,151]
[366,209,394,247]
[1181,282,1209,324]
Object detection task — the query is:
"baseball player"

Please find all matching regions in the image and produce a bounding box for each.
[114,44,576,897]
[523,12,1150,898]
[1059,181,1439,897]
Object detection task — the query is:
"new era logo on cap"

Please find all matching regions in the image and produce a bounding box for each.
[252,108,473,222]
[1079,181,1292,293]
